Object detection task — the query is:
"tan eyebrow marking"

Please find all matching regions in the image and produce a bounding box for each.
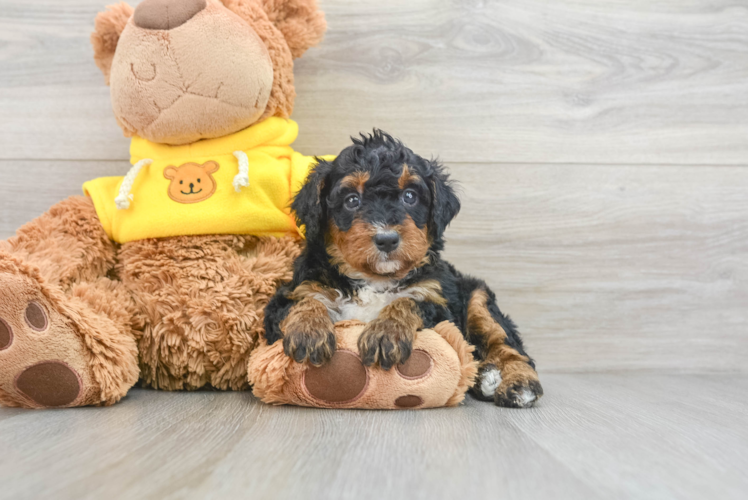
[340,172,370,193]
[399,165,421,189]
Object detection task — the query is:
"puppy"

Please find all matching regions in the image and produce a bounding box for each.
[265,131,543,408]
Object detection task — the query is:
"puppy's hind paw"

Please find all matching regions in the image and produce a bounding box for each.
[470,364,502,402]
[494,379,543,409]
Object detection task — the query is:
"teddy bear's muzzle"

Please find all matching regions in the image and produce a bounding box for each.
[134,0,207,30]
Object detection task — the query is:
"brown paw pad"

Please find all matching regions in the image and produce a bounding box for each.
[14,361,82,408]
[396,349,433,380]
[24,302,48,332]
[304,350,368,404]
[0,318,12,351]
[395,395,424,408]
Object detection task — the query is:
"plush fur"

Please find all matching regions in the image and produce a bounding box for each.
[90,0,326,145]
[91,2,134,85]
[119,234,301,391]
[265,132,544,408]
[0,198,139,408]
[0,0,324,409]
[248,320,478,409]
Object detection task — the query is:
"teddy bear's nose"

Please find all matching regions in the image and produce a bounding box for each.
[134,0,207,30]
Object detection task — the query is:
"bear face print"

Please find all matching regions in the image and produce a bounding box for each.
[164,161,220,204]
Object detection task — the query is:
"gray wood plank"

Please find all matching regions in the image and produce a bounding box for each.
[2,161,746,373]
[0,160,131,238]
[1,0,747,164]
[0,374,745,500]
[503,374,748,500]
[441,162,748,374]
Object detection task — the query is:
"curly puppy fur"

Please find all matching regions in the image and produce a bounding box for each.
[266,132,544,408]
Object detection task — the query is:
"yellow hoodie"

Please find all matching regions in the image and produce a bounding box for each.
[83,117,329,244]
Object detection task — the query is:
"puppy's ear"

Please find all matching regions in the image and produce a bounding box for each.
[257,0,327,58]
[91,3,133,85]
[428,161,461,248]
[292,158,334,245]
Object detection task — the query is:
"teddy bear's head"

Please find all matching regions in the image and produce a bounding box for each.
[91,0,326,145]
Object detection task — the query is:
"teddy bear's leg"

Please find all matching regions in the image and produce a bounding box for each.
[465,287,543,409]
[119,234,301,391]
[0,196,139,408]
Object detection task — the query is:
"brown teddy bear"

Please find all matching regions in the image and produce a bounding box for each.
[249,321,476,409]
[0,0,476,410]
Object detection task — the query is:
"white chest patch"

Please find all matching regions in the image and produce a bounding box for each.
[310,283,420,323]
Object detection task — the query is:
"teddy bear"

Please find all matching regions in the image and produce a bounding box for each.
[0,0,476,410]
[249,321,476,409]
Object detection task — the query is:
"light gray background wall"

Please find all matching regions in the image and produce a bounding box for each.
[3,0,746,374]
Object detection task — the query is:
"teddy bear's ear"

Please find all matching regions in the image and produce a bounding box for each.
[90,3,134,85]
[258,0,327,59]
[222,0,326,59]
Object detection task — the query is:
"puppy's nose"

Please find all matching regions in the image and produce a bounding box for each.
[374,232,400,253]
[189,183,195,189]
[134,0,207,30]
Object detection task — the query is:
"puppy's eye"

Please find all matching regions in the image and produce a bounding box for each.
[344,194,361,211]
[197,178,201,183]
[180,180,184,185]
[402,189,418,206]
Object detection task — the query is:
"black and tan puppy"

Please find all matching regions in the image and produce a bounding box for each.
[265,132,543,408]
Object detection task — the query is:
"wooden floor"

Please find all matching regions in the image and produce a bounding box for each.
[0,374,745,500]
[1,0,747,498]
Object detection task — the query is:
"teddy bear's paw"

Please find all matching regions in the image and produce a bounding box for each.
[301,348,435,408]
[358,319,414,371]
[303,350,369,404]
[0,267,94,409]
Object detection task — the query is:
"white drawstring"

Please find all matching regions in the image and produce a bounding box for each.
[233,151,250,192]
[115,158,153,210]
[115,152,248,210]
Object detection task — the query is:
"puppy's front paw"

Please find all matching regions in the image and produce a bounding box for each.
[358,319,414,371]
[283,328,336,367]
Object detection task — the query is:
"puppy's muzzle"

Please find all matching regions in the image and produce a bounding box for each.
[373,231,400,253]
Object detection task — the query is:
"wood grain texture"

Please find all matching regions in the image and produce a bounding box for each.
[0,161,131,236]
[2,161,746,373]
[1,0,747,163]
[0,375,745,500]
[2,2,747,499]
[442,162,748,373]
